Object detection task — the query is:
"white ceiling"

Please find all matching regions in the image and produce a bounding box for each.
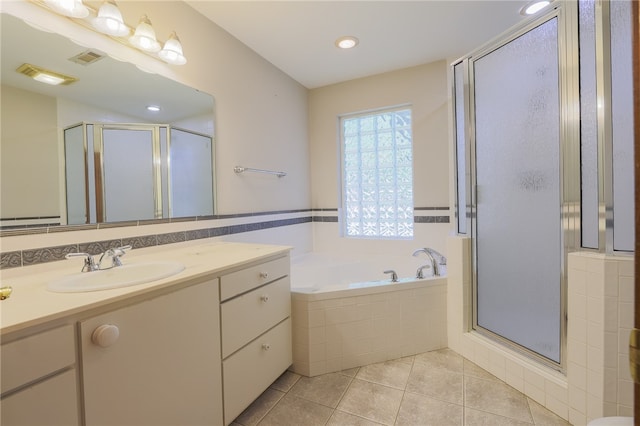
[186,1,532,89]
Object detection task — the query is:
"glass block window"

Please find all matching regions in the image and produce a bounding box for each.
[340,107,414,239]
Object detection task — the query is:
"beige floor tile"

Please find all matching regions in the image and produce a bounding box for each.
[327,410,385,426]
[337,379,404,426]
[463,359,501,382]
[406,361,463,405]
[464,407,534,425]
[233,388,285,426]
[396,391,463,426]
[288,372,353,408]
[527,398,571,426]
[414,348,464,374]
[464,376,533,423]
[270,370,301,392]
[356,359,412,390]
[257,394,333,426]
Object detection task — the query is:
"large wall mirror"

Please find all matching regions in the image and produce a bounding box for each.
[0,12,216,231]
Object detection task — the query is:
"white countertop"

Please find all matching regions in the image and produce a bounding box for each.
[0,240,290,336]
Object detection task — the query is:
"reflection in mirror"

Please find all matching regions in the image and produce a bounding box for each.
[63,123,214,225]
[0,12,216,231]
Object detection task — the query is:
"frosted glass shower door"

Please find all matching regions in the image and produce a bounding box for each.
[474,18,561,363]
[101,128,156,222]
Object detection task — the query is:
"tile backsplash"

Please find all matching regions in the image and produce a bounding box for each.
[0,207,451,269]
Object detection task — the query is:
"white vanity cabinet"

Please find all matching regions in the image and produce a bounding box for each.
[79,279,223,426]
[0,325,79,425]
[220,255,292,425]
[1,243,292,426]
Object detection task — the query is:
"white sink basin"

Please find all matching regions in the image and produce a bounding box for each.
[48,261,185,293]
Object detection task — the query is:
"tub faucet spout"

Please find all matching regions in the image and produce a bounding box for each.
[412,248,447,276]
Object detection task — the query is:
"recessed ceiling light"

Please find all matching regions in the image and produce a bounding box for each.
[146,105,161,112]
[521,0,551,16]
[335,36,359,49]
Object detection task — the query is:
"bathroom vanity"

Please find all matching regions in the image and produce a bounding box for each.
[0,241,292,426]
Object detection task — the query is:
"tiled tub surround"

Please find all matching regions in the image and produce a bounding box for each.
[0,207,449,269]
[290,253,447,377]
[446,236,635,425]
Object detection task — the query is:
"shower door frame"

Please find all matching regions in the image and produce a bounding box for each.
[460,4,580,372]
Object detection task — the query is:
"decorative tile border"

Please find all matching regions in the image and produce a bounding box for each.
[0,207,450,269]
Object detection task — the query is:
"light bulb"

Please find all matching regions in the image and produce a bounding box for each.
[92,1,130,37]
[129,15,161,53]
[45,0,89,18]
[159,32,187,65]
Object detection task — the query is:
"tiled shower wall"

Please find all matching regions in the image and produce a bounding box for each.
[566,252,634,423]
[446,236,635,424]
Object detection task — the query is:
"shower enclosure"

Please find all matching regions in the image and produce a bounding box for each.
[453,0,634,369]
[63,123,214,225]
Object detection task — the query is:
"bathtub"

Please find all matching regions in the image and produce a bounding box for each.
[289,252,447,377]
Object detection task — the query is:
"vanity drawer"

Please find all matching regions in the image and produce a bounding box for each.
[1,369,79,425]
[222,318,292,424]
[220,256,289,301]
[1,324,75,394]
[221,276,290,358]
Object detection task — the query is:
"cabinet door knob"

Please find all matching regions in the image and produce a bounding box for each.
[262,343,271,351]
[260,294,269,302]
[92,324,120,348]
[259,272,269,279]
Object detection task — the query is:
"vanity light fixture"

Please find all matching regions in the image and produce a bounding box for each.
[44,0,89,18]
[92,0,130,37]
[16,63,78,86]
[520,0,552,16]
[37,0,188,65]
[129,15,161,53]
[335,36,359,49]
[159,32,187,65]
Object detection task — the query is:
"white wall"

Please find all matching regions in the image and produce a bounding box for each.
[308,61,449,209]
[308,61,451,257]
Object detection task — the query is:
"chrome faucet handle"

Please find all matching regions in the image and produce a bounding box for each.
[383,270,398,282]
[416,264,431,279]
[65,252,99,272]
[98,245,132,269]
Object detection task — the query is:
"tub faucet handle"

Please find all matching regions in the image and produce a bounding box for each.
[383,270,398,282]
[416,264,431,279]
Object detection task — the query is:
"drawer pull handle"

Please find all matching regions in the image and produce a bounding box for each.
[260,272,269,279]
[261,294,269,302]
[92,324,120,348]
[262,343,271,351]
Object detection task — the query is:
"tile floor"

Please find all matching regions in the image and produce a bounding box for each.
[232,349,571,426]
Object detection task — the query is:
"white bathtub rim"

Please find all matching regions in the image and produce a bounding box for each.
[291,275,447,301]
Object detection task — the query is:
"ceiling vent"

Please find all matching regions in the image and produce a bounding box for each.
[68,50,105,66]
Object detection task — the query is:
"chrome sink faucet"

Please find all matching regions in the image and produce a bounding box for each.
[98,245,131,270]
[66,245,131,272]
[412,248,447,277]
[65,252,99,272]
